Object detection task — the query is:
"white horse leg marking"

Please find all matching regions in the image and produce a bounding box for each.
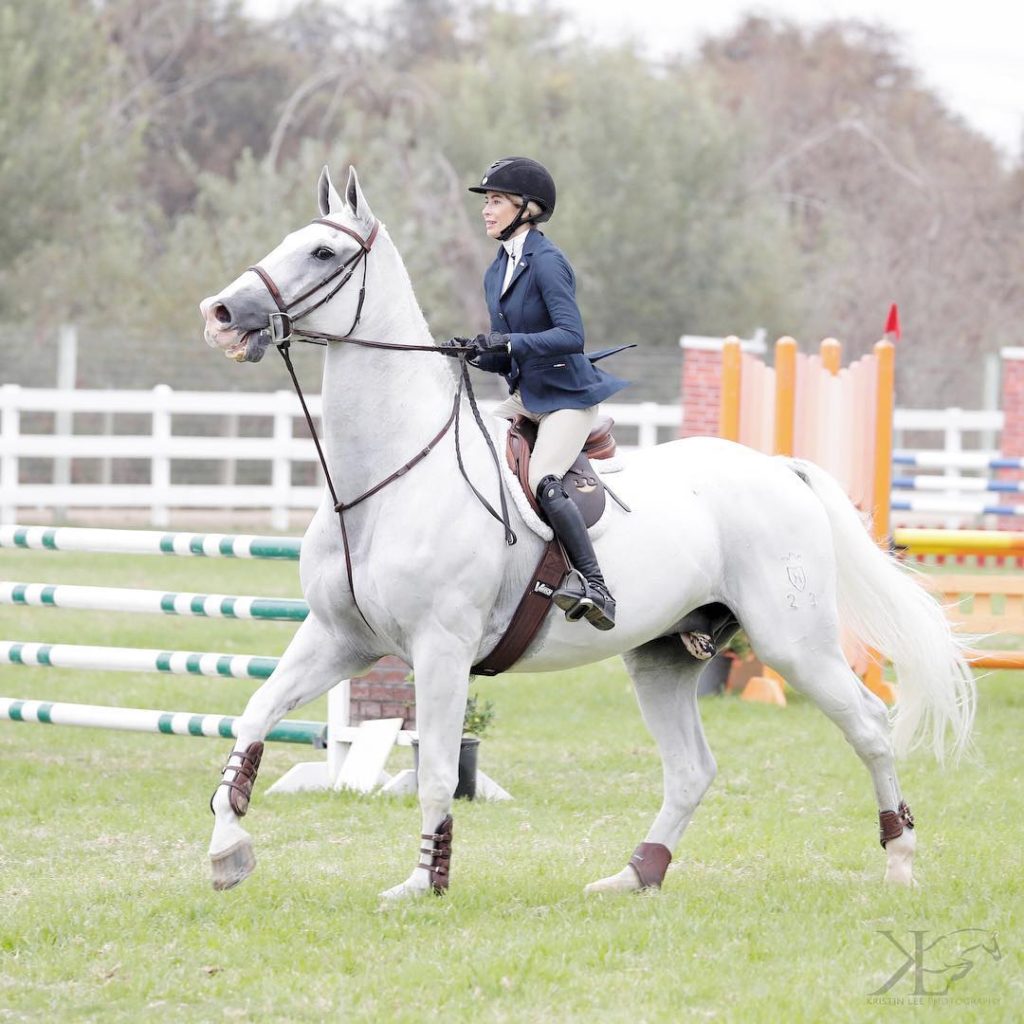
[209,615,371,890]
[379,641,473,901]
[586,637,714,894]
[881,822,916,885]
[750,621,916,886]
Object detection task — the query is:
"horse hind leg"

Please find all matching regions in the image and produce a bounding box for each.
[747,620,917,886]
[208,616,372,890]
[586,636,715,894]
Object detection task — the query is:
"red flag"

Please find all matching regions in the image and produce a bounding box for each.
[885,303,901,341]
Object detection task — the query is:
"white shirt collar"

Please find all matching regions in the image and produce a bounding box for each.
[501,228,530,262]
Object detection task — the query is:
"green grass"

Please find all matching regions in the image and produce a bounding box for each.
[1,548,1022,1022]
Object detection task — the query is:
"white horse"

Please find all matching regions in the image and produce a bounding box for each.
[199,165,975,898]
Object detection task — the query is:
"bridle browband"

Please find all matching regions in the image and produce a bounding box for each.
[247,217,380,332]
[245,216,516,633]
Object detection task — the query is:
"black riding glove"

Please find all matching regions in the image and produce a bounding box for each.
[467,332,512,374]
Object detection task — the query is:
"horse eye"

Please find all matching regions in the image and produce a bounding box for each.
[313,247,335,261]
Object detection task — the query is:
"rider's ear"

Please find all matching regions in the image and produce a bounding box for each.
[345,165,375,228]
[317,165,345,217]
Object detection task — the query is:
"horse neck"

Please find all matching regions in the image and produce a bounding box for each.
[318,230,458,501]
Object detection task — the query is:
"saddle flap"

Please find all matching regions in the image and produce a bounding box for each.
[506,415,607,528]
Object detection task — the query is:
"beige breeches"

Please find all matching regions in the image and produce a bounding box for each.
[494,391,599,494]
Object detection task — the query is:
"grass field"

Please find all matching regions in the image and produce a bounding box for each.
[1,545,1022,1022]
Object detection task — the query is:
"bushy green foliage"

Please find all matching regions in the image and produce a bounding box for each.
[0,0,144,321]
[463,691,496,737]
[1,1,1020,405]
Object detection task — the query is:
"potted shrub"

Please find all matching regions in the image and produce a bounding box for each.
[455,692,495,800]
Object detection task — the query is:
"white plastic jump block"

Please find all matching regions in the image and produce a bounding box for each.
[378,769,512,801]
[335,717,403,792]
[267,717,404,795]
[266,680,512,800]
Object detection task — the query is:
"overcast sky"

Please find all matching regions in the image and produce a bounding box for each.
[250,0,1024,159]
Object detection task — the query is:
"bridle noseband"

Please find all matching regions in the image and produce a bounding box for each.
[241,215,515,634]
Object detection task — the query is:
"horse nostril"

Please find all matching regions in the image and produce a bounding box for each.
[213,303,232,325]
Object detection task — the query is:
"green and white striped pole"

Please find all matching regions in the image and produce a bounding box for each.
[0,641,279,679]
[1,581,307,621]
[0,697,324,744]
[0,525,301,560]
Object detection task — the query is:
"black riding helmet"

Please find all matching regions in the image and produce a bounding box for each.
[468,157,556,240]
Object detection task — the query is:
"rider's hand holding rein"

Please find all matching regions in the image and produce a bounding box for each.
[456,333,513,373]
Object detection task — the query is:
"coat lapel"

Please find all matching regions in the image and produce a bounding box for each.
[499,230,542,304]
[484,250,505,310]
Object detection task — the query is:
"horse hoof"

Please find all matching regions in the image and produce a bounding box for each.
[882,828,916,886]
[210,838,256,891]
[378,880,431,904]
[584,865,643,895]
[883,865,916,886]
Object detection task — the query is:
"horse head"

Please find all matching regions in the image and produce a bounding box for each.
[199,166,378,362]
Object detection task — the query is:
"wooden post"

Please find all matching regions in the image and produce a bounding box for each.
[820,337,841,375]
[863,338,896,704]
[746,337,799,706]
[53,324,77,523]
[720,337,742,441]
[871,340,895,546]
[773,337,797,457]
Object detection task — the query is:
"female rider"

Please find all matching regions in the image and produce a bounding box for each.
[450,156,626,631]
[451,158,717,656]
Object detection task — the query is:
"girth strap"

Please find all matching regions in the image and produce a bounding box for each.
[472,540,567,676]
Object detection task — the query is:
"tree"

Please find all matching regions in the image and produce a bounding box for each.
[701,15,1024,405]
[0,0,143,322]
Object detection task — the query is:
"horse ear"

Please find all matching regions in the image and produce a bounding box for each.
[317,166,344,217]
[345,166,375,227]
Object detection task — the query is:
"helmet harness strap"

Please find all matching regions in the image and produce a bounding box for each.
[497,196,536,242]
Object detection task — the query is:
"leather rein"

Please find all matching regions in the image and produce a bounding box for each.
[246,217,516,632]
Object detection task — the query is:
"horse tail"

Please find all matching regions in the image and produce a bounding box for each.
[788,457,976,763]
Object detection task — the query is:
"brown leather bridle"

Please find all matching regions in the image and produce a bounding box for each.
[247,217,381,340]
[243,216,515,634]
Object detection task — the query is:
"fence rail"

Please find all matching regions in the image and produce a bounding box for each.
[1,385,679,528]
[0,384,1005,527]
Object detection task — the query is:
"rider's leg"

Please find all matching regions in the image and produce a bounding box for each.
[492,390,529,421]
[530,407,617,630]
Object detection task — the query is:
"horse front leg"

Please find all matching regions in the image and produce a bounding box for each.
[379,637,473,901]
[209,615,372,890]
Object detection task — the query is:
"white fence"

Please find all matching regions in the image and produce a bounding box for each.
[0,384,1006,528]
[0,385,681,529]
[892,407,1008,527]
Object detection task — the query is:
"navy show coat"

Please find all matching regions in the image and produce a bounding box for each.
[484,230,629,414]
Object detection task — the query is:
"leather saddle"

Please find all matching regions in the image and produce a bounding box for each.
[472,415,619,678]
[505,414,616,527]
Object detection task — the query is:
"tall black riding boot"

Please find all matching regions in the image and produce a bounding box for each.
[536,474,616,631]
